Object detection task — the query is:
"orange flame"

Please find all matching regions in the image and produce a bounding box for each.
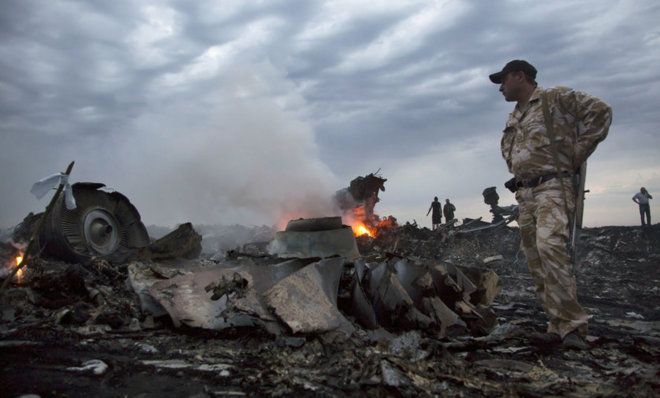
[345,205,375,237]
[353,223,374,237]
[14,253,25,282]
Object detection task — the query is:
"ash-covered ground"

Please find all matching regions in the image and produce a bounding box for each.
[1,223,658,397]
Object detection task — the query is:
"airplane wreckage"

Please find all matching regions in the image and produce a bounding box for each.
[1,165,658,397]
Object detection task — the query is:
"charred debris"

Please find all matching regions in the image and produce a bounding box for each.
[1,170,659,397]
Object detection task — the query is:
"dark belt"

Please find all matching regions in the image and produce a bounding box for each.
[516,171,572,189]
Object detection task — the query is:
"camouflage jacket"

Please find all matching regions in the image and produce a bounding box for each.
[500,86,612,180]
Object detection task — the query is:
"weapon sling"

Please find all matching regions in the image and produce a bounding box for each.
[540,92,577,249]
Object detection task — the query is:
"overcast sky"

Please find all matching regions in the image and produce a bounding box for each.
[1,0,659,229]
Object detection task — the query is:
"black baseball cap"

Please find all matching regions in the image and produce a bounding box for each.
[489,60,537,84]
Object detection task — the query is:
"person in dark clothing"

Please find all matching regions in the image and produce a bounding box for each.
[427,196,442,230]
[632,187,653,227]
[443,199,456,223]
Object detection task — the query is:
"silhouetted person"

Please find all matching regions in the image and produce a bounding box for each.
[632,187,653,226]
[426,196,442,230]
[443,199,456,223]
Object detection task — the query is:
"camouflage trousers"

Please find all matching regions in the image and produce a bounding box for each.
[516,178,588,338]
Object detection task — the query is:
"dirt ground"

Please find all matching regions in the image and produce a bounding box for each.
[1,224,658,397]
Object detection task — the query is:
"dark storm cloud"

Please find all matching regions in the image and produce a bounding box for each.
[1,0,659,228]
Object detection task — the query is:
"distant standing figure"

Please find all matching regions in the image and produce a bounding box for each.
[632,187,653,226]
[443,199,456,222]
[427,197,442,230]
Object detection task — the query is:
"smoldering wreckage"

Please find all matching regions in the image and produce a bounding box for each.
[1,166,658,397]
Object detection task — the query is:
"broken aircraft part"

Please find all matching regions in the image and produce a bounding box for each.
[265,257,355,335]
[130,256,498,338]
[347,173,387,203]
[267,217,360,260]
[482,186,519,224]
[347,258,497,337]
[142,222,202,260]
[132,257,357,335]
[349,258,380,329]
[16,183,150,263]
[334,172,388,232]
[284,216,344,232]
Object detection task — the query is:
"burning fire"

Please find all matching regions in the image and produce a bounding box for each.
[12,252,25,282]
[353,223,374,238]
[349,214,398,238]
[347,206,375,237]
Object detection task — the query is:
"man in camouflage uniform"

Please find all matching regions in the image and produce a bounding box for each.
[489,60,612,348]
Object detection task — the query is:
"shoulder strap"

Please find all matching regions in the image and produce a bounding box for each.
[541,90,574,225]
[507,130,515,161]
[540,91,569,176]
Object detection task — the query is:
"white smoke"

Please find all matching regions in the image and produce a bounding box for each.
[87,62,341,227]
